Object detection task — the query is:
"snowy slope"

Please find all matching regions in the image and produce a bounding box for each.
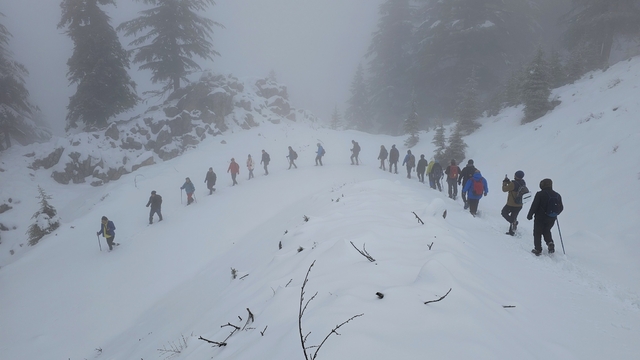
[1,58,640,360]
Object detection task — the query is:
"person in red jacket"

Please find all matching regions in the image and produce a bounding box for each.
[228,158,240,186]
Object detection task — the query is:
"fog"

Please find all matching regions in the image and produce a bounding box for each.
[1,0,382,134]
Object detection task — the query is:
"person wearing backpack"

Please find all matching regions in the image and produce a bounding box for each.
[416,154,428,183]
[501,171,528,235]
[227,158,240,185]
[350,140,361,165]
[287,146,298,169]
[180,177,196,204]
[204,167,217,194]
[402,150,415,179]
[97,216,118,251]
[146,190,163,224]
[246,154,255,179]
[462,170,488,216]
[378,145,388,170]
[261,149,270,175]
[388,144,399,174]
[429,161,443,191]
[315,143,325,166]
[458,159,477,209]
[445,159,461,199]
[526,178,563,255]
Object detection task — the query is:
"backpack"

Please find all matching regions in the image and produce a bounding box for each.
[292,151,298,160]
[545,192,561,217]
[409,155,416,167]
[320,148,326,156]
[265,153,270,162]
[354,143,360,152]
[448,166,459,179]
[472,179,484,196]
[513,180,529,205]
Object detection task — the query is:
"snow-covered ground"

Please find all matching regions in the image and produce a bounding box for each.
[1,58,640,360]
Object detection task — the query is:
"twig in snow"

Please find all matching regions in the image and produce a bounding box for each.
[350,241,375,262]
[427,242,434,250]
[241,308,255,330]
[412,211,424,225]
[424,288,452,304]
[502,305,516,308]
[260,326,268,336]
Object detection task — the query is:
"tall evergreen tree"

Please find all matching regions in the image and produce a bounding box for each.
[521,47,551,123]
[404,101,419,147]
[330,105,342,130]
[564,0,640,67]
[366,0,414,134]
[59,0,139,130]
[118,0,224,95]
[443,127,467,165]
[27,186,60,246]
[455,71,481,135]
[547,50,567,88]
[345,64,371,131]
[431,124,446,160]
[0,15,50,149]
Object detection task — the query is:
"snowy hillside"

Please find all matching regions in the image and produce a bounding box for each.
[1,58,640,360]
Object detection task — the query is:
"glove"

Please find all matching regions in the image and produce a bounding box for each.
[527,215,533,221]
[484,192,488,196]
[146,204,149,207]
[96,231,100,236]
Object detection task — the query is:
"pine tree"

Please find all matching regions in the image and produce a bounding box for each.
[503,67,525,107]
[268,69,277,82]
[0,15,50,149]
[432,124,446,161]
[547,50,567,88]
[564,0,640,67]
[521,47,551,123]
[330,105,342,130]
[345,64,371,131]
[59,0,139,130]
[118,0,224,95]
[455,71,481,135]
[27,186,60,246]
[404,101,419,147]
[443,127,467,165]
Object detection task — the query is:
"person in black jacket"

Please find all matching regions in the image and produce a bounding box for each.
[350,140,361,165]
[527,178,563,255]
[458,159,476,209]
[416,154,428,183]
[389,145,399,174]
[429,161,443,191]
[204,167,217,194]
[378,145,388,170]
[261,150,270,175]
[146,191,163,224]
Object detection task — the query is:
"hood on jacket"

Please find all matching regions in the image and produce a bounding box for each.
[540,178,553,189]
[472,172,483,180]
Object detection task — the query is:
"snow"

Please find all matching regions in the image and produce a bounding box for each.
[1,58,640,360]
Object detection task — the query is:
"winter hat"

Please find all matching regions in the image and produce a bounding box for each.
[151,190,156,195]
[468,159,474,165]
[101,216,108,221]
[514,170,524,179]
[539,178,553,189]
[420,154,425,158]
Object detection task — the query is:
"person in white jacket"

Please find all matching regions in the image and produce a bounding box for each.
[246,154,255,180]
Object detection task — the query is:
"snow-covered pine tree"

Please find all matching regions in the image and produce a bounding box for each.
[330,105,342,130]
[404,101,419,147]
[432,124,446,161]
[58,0,139,131]
[268,70,277,82]
[443,127,467,165]
[548,50,567,89]
[521,47,551,123]
[0,15,51,150]
[27,186,60,246]
[345,64,371,131]
[455,71,481,135]
[564,0,640,67]
[118,0,224,95]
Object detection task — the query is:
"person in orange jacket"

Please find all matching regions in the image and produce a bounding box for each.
[228,158,240,186]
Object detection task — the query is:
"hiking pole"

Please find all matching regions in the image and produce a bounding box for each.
[193,194,197,203]
[97,234,102,251]
[556,217,566,255]
[180,189,183,204]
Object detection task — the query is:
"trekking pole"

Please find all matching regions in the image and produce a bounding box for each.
[97,234,102,251]
[193,194,197,203]
[556,217,566,255]
[180,189,183,204]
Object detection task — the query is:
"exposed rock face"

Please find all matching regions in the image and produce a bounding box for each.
[27,71,319,186]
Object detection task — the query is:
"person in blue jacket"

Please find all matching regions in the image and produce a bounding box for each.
[97,216,117,251]
[315,143,325,166]
[462,170,488,216]
[180,177,196,205]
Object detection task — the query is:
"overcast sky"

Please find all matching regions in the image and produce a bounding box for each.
[1,0,382,134]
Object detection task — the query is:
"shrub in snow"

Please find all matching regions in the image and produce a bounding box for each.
[26,186,60,246]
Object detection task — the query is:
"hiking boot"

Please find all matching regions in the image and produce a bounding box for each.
[506,231,515,236]
[531,248,542,256]
[547,241,555,254]
[464,202,469,210]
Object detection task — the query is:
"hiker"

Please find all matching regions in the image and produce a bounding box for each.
[378,145,388,170]
[180,177,196,205]
[145,190,163,224]
[96,216,117,251]
[429,160,443,191]
[445,160,461,199]
[350,140,361,165]
[416,154,428,183]
[247,154,255,179]
[315,143,325,166]
[261,149,270,175]
[287,146,298,169]
[402,150,415,179]
[204,167,217,194]
[458,159,477,209]
[389,145,399,174]
[228,158,240,185]
[462,170,488,216]
[502,170,528,236]
[527,178,563,255]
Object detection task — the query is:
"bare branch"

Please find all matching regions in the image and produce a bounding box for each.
[198,336,226,347]
[221,322,240,330]
[424,288,452,304]
[412,211,424,225]
[502,305,516,308]
[311,314,364,360]
[349,241,375,262]
[241,308,254,330]
[427,242,434,250]
[299,261,316,360]
[260,325,268,336]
